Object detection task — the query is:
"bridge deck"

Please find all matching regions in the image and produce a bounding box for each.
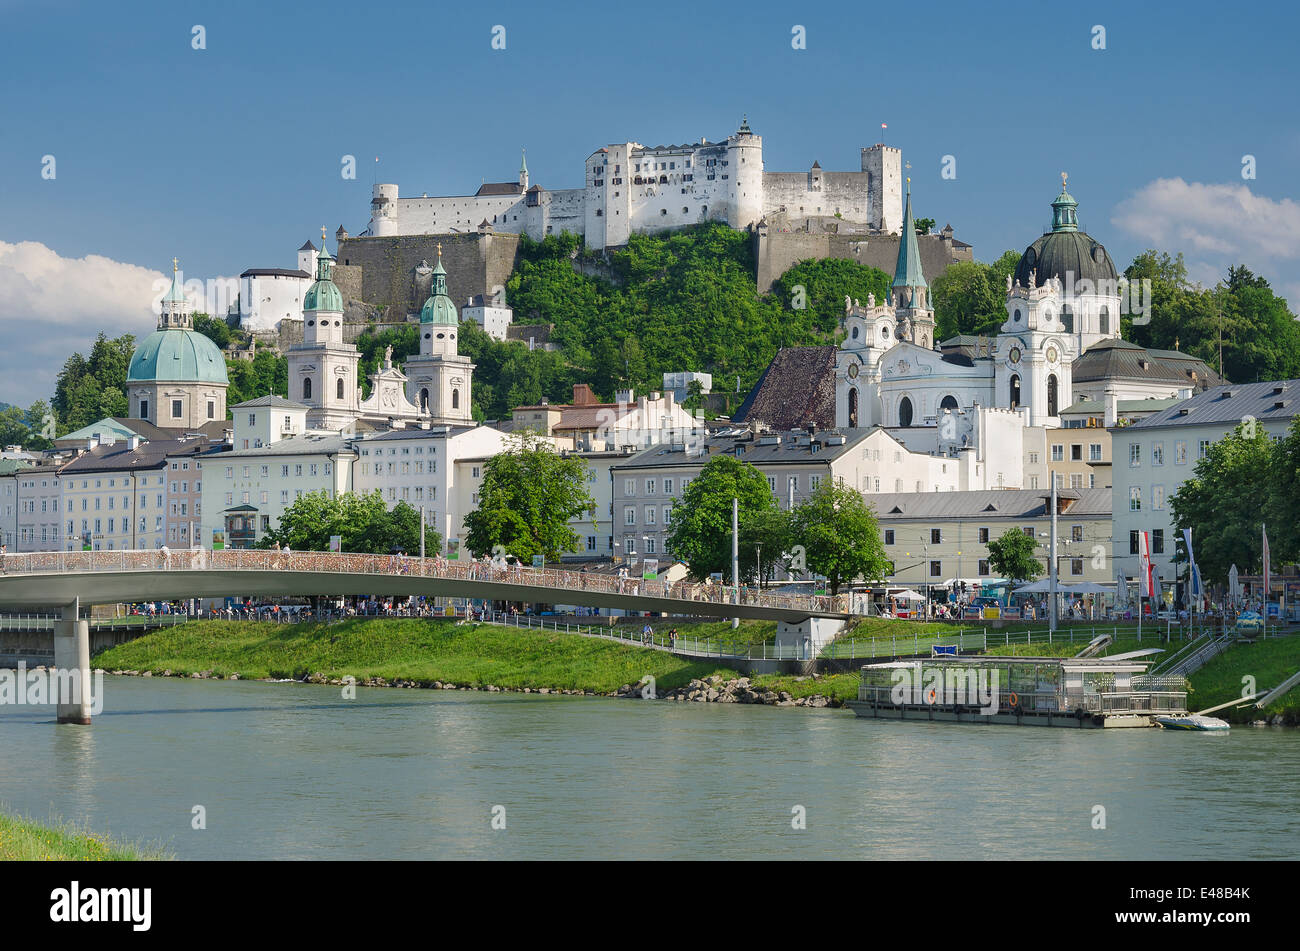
[0,550,850,623]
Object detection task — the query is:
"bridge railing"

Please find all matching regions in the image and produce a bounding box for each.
[0,549,848,617]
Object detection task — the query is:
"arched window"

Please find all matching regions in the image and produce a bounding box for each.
[420,388,429,413]
[303,377,312,400]
[899,396,914,428]
[1009,374,1021,410]
[139,399,149,420]
[1099,306,1110,335]
[336,377,344,400]
[1047,374,1059,417]
[940,394,958,411]
[452,389,460,410]
[848,387,859,427]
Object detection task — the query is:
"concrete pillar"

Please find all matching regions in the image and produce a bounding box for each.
[53,601,91,725]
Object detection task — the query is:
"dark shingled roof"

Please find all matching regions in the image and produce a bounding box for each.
[733,346,837,430]
[1072,339,1221,389]
[1124,379,1300,432]
[1014,230,1118,288]
[240,268,312,279]
[475,182,523,197]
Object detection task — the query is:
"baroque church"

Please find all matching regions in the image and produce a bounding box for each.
[285,232,475,430]
[831,176,1219,437]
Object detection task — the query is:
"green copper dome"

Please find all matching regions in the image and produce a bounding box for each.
[1013,178,1117,289]
[419,252,459,326]
[127,329,230,384]
[303,240,344,313]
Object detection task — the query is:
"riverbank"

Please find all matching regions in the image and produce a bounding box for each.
[0,809,169,861]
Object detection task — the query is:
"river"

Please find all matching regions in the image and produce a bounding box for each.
[1,676,1295,860]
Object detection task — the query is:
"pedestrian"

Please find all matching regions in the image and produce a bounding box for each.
[0,542,6,574]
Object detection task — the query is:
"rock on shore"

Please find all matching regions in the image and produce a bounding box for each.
[616,674,837,708]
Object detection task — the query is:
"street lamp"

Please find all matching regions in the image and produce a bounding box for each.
[755,543,763,590]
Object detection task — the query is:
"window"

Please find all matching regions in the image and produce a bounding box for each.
[663,479,674,495]
[303,378,312,400]
[978,559,990,576]
[810,475,821,491]
[1153,485,1165,510]
[1051,445,1064,462]
[337,378,344,400]
[929,560,942,578]
[1070,558,1084,576]
[1089,443,1102,462]
[930,528,942,544]
[1071,444,1082,461]
[884,530,895,545]
[1198,439,1211,459]
[645,479,656,495]
[171,399,182,418]
[1129,487,1142,511]
[1152,442,1164,466]
[767,476,777,493]
[1129,443,1141,467]
[1152,529,1164,554]
[1175,441,1187,465]
[1130,530,1140,555]
[295,465,303,477]
[624,479,635,497]
[1070,473,1083,489]
[1022,526,1035,538]
[624,506,635,525]
[646,507,656,525]
[139,399,149,419]
[281,465,290,477]
[978,527,989,543]
[225,467,233,479]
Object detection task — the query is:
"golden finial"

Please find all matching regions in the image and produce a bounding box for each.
[321,225,327,245]
[436,242,442,258]
[1061,171,1068,188]
[172,256,179,274]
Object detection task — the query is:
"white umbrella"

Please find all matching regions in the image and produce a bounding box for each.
[891,589,926,601]
[1013,580,1053,593]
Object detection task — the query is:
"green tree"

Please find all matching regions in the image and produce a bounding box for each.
[52,333,134,433]
[913,217,935,236]
[931,256,1018,340]
[259,490,439,554]
[1267,416,1300,566]
[987,528,1042,583]
[1170,421,1276,585]
[462,431,594,560]
[665,454,777,582]
[788,482,891,595]
[226,350,288,405]
[192,313,231,349]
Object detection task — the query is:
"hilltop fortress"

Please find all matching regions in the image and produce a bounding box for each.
[324,119,971,324]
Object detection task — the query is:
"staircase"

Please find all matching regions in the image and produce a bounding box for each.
[1164,633,1237,678]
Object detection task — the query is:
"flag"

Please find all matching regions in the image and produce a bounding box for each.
[1137,530,1155,598]
[881,122,888,130]
[1262,523,1271,605]
[1115,565,1129,608]
[1182,527,1201,597]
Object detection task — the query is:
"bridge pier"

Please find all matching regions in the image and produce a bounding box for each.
[53,600,92,725]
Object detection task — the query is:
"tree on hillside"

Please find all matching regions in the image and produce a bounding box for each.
[52,333,134,434]
[665,454,778,582]
[931,254,1019,340]
[462,431,593,561]
[987,528,1042,583]
[773,258,892,337]
[226,349,288,405]
[1170,421,1278,584]
[788,482,891,595]
[1266,416,1300,566]
[192,313,231,349]
[259,490,439,555]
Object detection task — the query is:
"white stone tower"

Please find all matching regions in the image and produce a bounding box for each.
[403,244,476,424]
[286,229,361,430]
[726,116,764,230]
[861,143,903,234]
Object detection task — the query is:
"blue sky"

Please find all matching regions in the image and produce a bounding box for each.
[1,0,1298,406]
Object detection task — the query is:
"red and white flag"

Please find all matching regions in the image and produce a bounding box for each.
[1138,530,1155,598]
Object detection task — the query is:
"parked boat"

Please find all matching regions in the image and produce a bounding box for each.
[1154,714,1230,732]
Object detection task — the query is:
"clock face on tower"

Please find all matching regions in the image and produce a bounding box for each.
[1046,346,1059,364]
[848,362,859,379]
[1008,347,1022,365]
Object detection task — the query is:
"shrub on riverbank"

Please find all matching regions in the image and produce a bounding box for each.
[0,809,170,861]
[94,619,742,694]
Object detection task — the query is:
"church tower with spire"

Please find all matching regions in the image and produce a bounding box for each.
[286,229,361,430]
[891,179,935,350]
[402,245,476,423]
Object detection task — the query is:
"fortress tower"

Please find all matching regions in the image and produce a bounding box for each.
[861,144,903,234]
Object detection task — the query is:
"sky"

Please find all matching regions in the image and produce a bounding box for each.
[1,0,1298,407]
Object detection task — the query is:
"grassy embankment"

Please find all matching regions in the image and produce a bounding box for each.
[1187,634,1300,723]
[0,810,170,861]
[95,619,748,693]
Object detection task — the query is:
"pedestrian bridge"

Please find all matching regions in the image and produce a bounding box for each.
[0,549,849,622]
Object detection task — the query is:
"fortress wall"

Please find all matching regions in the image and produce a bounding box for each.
[335,232,522,320]
[755,231,973,293]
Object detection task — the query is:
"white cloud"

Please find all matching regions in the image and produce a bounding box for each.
[0,241,236,409]
[1111,179,1300,302]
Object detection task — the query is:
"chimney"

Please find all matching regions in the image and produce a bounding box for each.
[126,435,142,450]
[86,436,100,451]
[1104,388,1119,428]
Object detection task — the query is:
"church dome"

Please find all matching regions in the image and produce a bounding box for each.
[1013,178,1118,289]
[304,241,344,313]
[419,248,459,326]
[127,329,229,384]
